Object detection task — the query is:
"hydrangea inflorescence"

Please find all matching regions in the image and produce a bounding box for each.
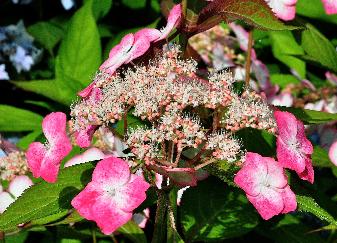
[20,2,317,235]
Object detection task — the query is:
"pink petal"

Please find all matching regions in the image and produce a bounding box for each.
[71,182,101,220]
[155,4,182,41]
[8,175,33,198]
[280,185,297,213]
[78,81,96,98]
[134,28,161,42]
[26,142,46,178]
[92,197,132,235]
[124,35,152,64]
[298,158,314,184]
[275,111,313,172]
[26,112,72,183]
[75,125,97,148]
[64,148,107,168]
[266,0,297,21]
[99,33,134,74]
[322,0,337,14]
[265,157,288,189]
[329,141,337,166]
[119,174,150,212]
[0,192,15,213]
[247,188,284,220]
[234,152,268,197]
[92,157,131,186]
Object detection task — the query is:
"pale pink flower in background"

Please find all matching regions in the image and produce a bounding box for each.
[228,23,256,59]
[274,111,314,183]
[329,141,337,166]
[149,164,197,187]
[26,112,72,183]
[265,0,297,21]
[0,175,33,213]
[270,92,294,107]
[71,157,150,235]
[304,100,325,112]
[234,152,297,220]
[64,148,108,168]
[322,0,337,14]
[326,71,337,86]
[132,208,150,228]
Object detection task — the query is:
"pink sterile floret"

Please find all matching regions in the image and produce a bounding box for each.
[0,175,33,213]
[265,0,297,21]
[98,4,182,75]
[234,152,297,220]
[274,111,314,183]
[75,124,97,148]
[71,157,150,235]
[26,112,72,183]
[322,0,337,14]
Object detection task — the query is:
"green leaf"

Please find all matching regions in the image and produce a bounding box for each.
[0,163,94,233]
[236,128,276,156]
[28,21,64,54]
[30,211,69,226]
[296,195,337,225]
[297,0,337,25]
[57,0,102,87]
[256,215,325,243]
[180,177,258,241]
[270,74,300,89]
[115,113,146,136]
[312,146,334,168]
[47,211,83,226]
[117,220,147,243]
[198,0,297,33]
[269,31,306,78]
[301,23,337,73]
[92,0,113,20]
[279,107,337,124]
[0,105,43,132]
[12,79,79,106]
[17,130,43,150]
[4,231,28,243]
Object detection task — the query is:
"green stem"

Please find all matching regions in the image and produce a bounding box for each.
[179,0,189,56]
[245,30,254,87]
[151,189,168,243]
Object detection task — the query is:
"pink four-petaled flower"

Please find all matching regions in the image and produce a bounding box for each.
[275,111,314,183]
[322,0,337,15]
[234,152,297,220]
[71,157,150,235]
[26,112,72,183]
